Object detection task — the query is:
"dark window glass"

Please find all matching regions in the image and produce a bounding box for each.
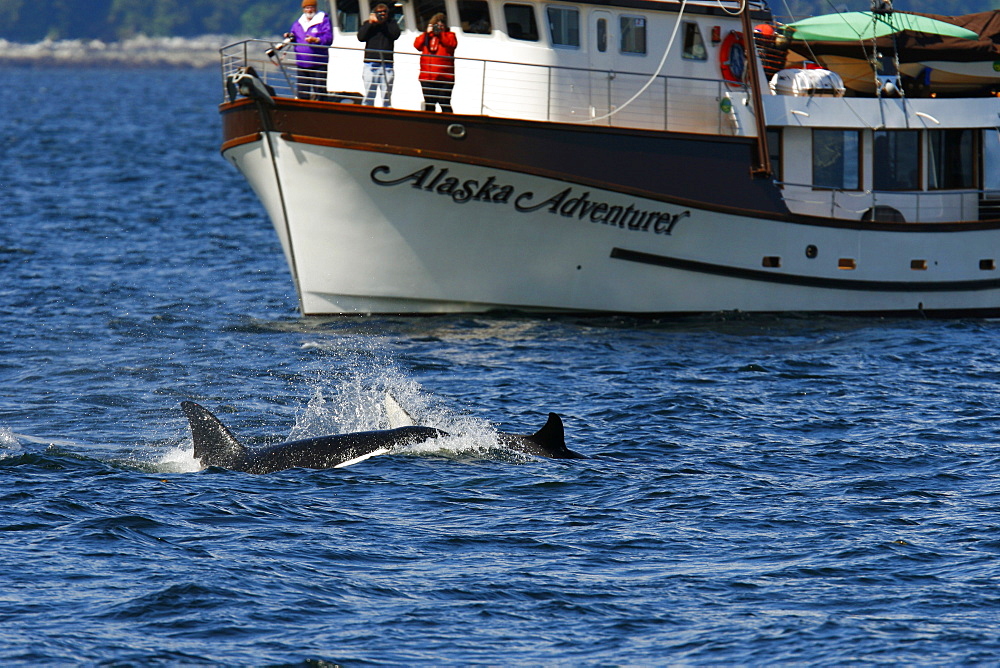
[682,22,706,60]
[596,18,607,52]
[458,0,491,33]
[813,129,860,190]
[620,16,646,54]
[874,130,920,191]
[412,0,445,31]
[546,7,580,47]
[767,129,782,181]
[337,0,360,31]
[928,129,976,190]
[504,3,538,41]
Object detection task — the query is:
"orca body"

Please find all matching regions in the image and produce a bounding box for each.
[496,412,587,459]
[383,394,586,459]
[181,401,446,473]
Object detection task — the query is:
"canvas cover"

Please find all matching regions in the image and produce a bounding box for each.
[786,10,1000,63]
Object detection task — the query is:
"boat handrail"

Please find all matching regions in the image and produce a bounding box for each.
[220,38,745,135]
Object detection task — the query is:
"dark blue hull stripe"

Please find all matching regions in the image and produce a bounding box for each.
[610,248,1000,293]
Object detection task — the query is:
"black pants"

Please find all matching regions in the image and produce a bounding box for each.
[297,67,327,100]
[420,80,454,113]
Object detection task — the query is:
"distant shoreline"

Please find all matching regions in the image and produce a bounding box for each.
[0,35,261,68]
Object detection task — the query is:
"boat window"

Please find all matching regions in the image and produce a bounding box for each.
[504,4,539,41]
[386,0,408,32]
[596,18,607,52]
[928,129,976,190]
[812,129,859,191]
[412,0,445,32]
[458,0,492,34]
[620,16,646,54]
[337,0,360,32]
[874,130,920,191]
[767,129,781,181]
[681,22,706,60]
[986,129,1000,193]
[547,7,580,47]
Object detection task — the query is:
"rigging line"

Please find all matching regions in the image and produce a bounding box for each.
[775,0,880,129]
[717,0,746,17]
[585,0,691,123]
[777,0,871,70]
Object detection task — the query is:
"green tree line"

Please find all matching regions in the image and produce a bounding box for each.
[0,0,289,41]
[0,0,996,42]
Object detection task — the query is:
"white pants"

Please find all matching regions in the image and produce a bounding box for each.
[363,62,395,107]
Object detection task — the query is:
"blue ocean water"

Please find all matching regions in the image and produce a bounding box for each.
[3,66,1000,665]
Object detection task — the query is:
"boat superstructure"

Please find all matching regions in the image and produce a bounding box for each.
[219,0,1000,316]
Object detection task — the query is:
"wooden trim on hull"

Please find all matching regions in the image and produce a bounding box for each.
[221,133,262,152]
[221,99,786,219]
[611,248,1000,292]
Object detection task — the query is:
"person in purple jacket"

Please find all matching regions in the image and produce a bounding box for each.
[284,0,333,100]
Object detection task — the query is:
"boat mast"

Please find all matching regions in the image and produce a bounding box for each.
[739,1,772,178]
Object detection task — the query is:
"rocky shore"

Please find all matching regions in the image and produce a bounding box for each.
[0,35,255,68]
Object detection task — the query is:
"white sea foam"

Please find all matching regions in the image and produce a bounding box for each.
[155,444,202,473]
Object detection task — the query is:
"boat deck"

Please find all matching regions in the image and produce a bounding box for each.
[221,39,743,136]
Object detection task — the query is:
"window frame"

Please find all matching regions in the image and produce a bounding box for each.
[812,129,861,191]
[503,2,539,41]
[619,14,647,55]
[546,5,581,48]
[927,128,977,191]
[873,130,921,192]
[681,21,707,61]
[458,0,492,35]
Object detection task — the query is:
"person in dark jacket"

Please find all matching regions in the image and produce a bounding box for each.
[285,0,333,100]
[357,2,401,106]
[413,13,457,112]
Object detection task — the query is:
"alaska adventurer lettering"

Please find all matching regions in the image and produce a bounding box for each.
[370,164,689,235]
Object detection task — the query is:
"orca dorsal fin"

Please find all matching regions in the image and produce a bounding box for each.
[529,413,587,459]
[531,412,565,450]
[181,401,247,469]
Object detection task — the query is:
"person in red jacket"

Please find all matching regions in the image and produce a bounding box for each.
[413,13,457,113]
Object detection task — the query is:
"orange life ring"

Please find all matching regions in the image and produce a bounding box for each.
[719,31,746,86]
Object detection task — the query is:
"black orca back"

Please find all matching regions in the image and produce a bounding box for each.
[502,413,586,459]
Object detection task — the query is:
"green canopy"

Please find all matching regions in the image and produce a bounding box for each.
[787,11,979,42]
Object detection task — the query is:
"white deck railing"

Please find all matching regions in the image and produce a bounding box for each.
[221,39,742,135]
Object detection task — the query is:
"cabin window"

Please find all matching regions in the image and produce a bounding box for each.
[337,0,360,31]
[458,0,492,33]
[928,129,976,190]
[620,16,646,54]
[985,129,1000,193]
[767,129,781,181]
[874,130,920,191]
[812,129,859,190]
[504,3,539,41]
[682,22,707,60]
[547,7,580,47]
[413,0,446,31]
[596,18,607,52]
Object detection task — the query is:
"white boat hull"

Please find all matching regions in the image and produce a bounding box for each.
[225,131,1000,316]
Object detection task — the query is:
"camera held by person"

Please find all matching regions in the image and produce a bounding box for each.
[266,35,295,59]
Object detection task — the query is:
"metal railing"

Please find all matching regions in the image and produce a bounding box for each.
[778,180,989,223]
[220,39,743,135]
